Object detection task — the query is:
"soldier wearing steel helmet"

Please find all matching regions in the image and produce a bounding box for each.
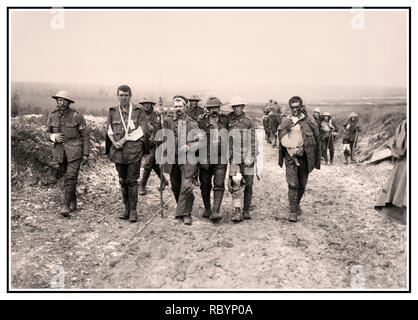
[313,107,322,127]
[228,97,256,222]
[197,97,229,222]
[138,97,169,195]
[319,111,339,165]
[46,90,90,218]
[342,112,361,164]
[186,94,205,121]
[278,96,321,222]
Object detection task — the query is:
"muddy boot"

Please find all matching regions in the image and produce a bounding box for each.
[231,208,243,222]
[213,190,224,214]
[69,184,77,212]
[119,185,130,220]
[201,190,212,218]
[129,210,138,223]
[183,215,192,225]
[60,185,72,218]
[209,210,222,222]
[243,187,252,219]
[139,169,151,195]
[297,188,305,216]
[128,184,139,222]
[288,188,299,222]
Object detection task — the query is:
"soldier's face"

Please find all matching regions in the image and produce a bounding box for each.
[56,98,70,111]
[324,116,330,122]
[208,106,220,116]
[351,117,356,121]
[117,90,131,107]
[190,100,198,108]
[313,112,320,119]
[290,104,302,117]
[143,103,154,113]
[232,105,244,116]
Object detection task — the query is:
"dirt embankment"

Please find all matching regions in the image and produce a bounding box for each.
[10,113,407,289]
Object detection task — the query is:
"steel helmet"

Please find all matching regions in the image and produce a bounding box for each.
[188,94,201,102]
[205,97,222,108]
[139,97,157,105]
[52,90,75,104]
[314,107,321,113]
[323,112,331,117]
[349,112,358,118]
[230,96,246,107]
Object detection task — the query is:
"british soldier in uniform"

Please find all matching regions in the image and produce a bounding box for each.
[46,91,90,217]
[105,85,149,223]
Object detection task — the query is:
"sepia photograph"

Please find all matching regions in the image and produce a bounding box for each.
[8,7,409,291]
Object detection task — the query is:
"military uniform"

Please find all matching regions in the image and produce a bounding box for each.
[268,108,282,147]
[278,111,321,220]
[186,104,205,121]
[197,109,229,220]
[46,107,90,215]
[342,115,361,163]
[106,103,149,221]
[319,116,338,164]
[162,110,199,220]
[228,110,256,218]
[139,107,168,193]
[263,105,271,142]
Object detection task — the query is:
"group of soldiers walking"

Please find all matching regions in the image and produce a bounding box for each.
[46,86,361,224]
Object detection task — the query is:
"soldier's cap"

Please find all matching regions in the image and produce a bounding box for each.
[139,97,157,105]
[188,94,201,102]
[52,90,75,104]
[173,95,187,107]
[230,96,246,107]
[349,112,358,118]
[289,96,303,107]
[205,97,222,108]
[323,111,331,117]
[314,107,321,113]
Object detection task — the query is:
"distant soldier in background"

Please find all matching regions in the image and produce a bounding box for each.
[46,91,90,218]
[105,85,149,222]
[319,112,338,165]
[228,97,256,222]
[268,101,282,147]
[278,96,321,222]
[186,94,205,187]
[162,95,200,225]
[138,97,169,195]
[197,97,229,222]
[313,108,322,128]
[263,102,272,143]
[342,112,361,164]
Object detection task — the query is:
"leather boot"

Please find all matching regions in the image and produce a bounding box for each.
[139,169,151,195]
[183,215,192,225]
[231,208,243,222]
[61,185,72,218]
[128,184,139,222]
[209,191,223,221]
[288,188,299,222]
[201,190,212,218]
[69,184,77,212]
[119,185,130,220]
[243,187,252,219]
[297,188,305,216]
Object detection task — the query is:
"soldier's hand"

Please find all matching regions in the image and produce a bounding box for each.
[82,155,89,164]
[53,133,65,143]
[244,158,254,167]
[114,142,123,149]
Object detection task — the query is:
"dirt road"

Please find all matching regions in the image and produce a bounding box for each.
[11,140,407,290]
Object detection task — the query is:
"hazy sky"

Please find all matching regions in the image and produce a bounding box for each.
[10,9,408,100]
